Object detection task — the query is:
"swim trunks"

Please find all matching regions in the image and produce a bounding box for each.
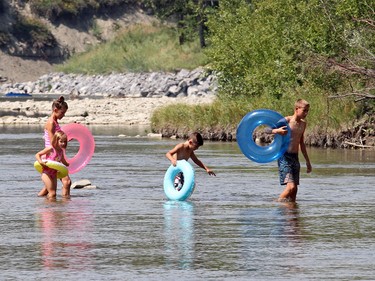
[278,152,300,185]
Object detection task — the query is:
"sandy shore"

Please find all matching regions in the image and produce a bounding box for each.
[0,95,215,126]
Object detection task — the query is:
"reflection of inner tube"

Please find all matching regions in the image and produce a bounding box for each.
[62,124,95,174]
[236,109,291,163]
[164,160,195,201]
[34,160,68,179]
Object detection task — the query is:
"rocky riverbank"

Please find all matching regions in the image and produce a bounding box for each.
[0,67,216,125]
[0,95,215,126]
[1,67,374,149]
[0,68,217,98]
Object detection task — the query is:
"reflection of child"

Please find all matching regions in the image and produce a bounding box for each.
[269,99,312,202]
[166,132,216,190]
[38,96,71,198]
[36,131,70,200]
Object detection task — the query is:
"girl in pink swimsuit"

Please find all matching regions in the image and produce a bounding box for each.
[36,131,70,200]
[38,96,72,198]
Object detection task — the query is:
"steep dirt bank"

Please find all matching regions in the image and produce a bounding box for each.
[0,1,155,83]
[0,51,55,83]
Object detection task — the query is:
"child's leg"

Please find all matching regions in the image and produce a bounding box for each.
[38,186,48,197]
[278,153,300,202]
[41,173,57,199]
[290,185,298,201]
[61,175,71,198]
[279,182,298,202]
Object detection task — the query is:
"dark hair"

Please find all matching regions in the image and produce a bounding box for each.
[189,132,204,146]
[52,96,68,110]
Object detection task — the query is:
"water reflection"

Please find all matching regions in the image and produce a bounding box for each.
[242,203,302,241]
[36,200,94,270]
[271,202,302,241]
[240,203,304,275]
[163,201,195,269]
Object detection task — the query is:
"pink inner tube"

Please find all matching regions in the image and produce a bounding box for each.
[61,123,95,174]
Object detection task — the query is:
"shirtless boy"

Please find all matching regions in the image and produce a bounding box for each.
[270,99,312,202]
[166,132,215,189]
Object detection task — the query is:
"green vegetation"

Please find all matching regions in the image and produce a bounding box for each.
[152,0,374,135]
[11,0,372,137]
[57,24,208,73]
[151,99,247,134]
[151,94,356,135]
[28,0,130,19]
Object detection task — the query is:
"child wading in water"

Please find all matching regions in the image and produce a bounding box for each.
[36,131,70,200]
[166,132,216,190]
[38,96,71,198]
[268,99,312,202]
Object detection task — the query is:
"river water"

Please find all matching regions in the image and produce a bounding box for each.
[0,125,374,280]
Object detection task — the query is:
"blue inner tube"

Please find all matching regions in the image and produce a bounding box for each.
[236,109,291,163]
[164,160,195,201]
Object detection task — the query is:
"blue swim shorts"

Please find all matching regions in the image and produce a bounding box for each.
[278,152,300,185]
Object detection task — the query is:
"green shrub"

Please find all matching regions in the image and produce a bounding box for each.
[57,24,207,74]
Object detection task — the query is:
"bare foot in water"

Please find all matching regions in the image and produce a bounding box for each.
[38,188,48,197]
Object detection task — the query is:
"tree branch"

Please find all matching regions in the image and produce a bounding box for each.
[327,58,375,78]
[329,92,375,102]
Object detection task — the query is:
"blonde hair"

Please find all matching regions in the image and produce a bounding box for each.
[295,99,309,108]
[51,131,68,149]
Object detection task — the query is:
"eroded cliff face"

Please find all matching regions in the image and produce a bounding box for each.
[0,0,154,82]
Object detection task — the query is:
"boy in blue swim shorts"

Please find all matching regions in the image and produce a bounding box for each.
[268,99,312,202]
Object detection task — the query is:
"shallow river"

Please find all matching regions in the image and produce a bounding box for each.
[0,125,374,280]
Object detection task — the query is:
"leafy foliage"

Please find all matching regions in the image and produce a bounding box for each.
[144,0,218,46]
[202,0,374,128]
[206,1,373,94]
[28,0,135,20]
[57,24,207,74]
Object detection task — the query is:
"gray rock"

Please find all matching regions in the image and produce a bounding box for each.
[0,68,217,99]
[72,179,92,189]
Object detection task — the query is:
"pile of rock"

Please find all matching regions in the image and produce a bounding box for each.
[0,67,217,98]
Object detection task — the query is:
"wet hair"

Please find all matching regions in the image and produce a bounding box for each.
[51,131,68,149]
[52,96,68,111]
[295,99,309,108]
[189,132,204,146]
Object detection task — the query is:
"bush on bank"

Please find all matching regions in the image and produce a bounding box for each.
[57,24,207,74]
[152,0,374,146]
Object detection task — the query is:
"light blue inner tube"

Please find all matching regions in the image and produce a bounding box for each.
[164,160,195,201]
[236,109,291,163]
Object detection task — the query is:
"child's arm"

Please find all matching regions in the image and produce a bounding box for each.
[190,152,216,176]
[267,126,288,135]
[61,154,70,167]
[265,116,290,135]
[300,134,312,173]
[35,147,53,167]
[166,143,182,166]
[45,118,55,142]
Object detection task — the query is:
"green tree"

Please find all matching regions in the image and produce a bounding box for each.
[206,0,375,105]
[144,0,218,47]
